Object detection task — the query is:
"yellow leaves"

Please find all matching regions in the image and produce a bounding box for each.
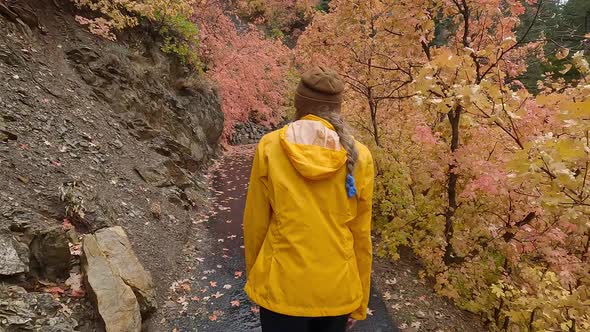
[572,51,590,75]
[559,64,572,75]
[500,37,516,49]
[555,48,570,60]
[560,320,574,330]
[491,283,505,298]
[555,139,585,161]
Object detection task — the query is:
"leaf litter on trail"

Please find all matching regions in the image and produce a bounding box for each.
[231,300,240,307]
[209,310,224,322]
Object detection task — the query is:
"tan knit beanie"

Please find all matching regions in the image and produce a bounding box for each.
[294,66,344,109]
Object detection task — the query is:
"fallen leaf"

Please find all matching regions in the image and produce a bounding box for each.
[234,271,243,278]
[180,281,192,292]
[231,300,240,307]
[251,306,260,313]
[366,308,374,316]
[45,286,65,295]
[383,291,392,300]
[212,291,224,299]
[210,281,217,287]
[208,313,218,321]
[62,219,73,231]
[223,284,232,290]
[385,278,397,285]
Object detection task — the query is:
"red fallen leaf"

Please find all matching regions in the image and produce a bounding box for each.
[70,289,86,298]
[191,296,200,302]
[19,144,30,150]
[51,160,61,167]
[230,300,240,307]
[45,286,65,294]
[234,271,243,278]
[62,219,73,231]
[209,313,218,321]
[209,281,217,287]
[179,282,192,292]
[250,306,260,313]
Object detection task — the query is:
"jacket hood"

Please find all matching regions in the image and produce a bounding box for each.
[279,115,347,180]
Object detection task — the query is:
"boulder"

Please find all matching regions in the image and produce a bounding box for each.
[82,233,142,332]
[29,225,71,280]
[0,284,78,331]
[0,230,29,276]
[94,226,157,315]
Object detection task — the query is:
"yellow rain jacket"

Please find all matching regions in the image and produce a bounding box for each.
[243,114,374,320]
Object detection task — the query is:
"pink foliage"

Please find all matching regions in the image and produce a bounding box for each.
[412,125,438,145]
[193,2,292,135]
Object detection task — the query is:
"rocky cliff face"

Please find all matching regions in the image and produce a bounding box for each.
[0,0,224,330]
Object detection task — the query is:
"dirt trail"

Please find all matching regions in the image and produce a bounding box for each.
[165,146,398,331]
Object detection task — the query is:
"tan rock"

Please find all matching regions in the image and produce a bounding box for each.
[82,234,141,332]
[94,226,157,315]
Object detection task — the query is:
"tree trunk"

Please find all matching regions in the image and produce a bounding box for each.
[370,100,380,147]
[443,105,461,264]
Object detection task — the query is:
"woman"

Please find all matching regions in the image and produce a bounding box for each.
[243,66,374,332]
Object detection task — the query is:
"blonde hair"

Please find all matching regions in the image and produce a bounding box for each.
[295,105,359,176]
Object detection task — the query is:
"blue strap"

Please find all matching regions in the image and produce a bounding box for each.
[345,174,357,198]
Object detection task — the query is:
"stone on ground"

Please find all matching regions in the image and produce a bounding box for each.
[29,225,71,280]
[82,232,142,332]
[94,226,157,315]
[0,284,78,331]
[0,230,29,276]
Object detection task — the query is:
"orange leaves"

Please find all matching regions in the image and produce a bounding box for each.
[297,0,590,330]
[44,286,65,295]
[555,48,570,60]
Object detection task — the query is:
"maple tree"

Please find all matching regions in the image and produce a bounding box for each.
[298,0,590,330]
[193,0,293,134]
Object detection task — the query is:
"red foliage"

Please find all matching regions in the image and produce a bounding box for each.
[193,1,293,135]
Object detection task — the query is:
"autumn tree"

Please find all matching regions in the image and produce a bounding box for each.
[193,0,293,134]
[298,0,590,330]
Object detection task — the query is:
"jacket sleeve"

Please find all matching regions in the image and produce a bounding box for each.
[243,142,272,275]
[349,152,375,320]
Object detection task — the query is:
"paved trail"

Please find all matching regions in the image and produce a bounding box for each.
[173,148,398,331]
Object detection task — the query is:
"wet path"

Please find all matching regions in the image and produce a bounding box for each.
[175,147,397,331]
